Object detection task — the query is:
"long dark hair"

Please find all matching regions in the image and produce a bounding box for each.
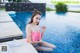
[29,9,41,25]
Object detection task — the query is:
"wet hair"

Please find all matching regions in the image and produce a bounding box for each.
[29,9,41,25]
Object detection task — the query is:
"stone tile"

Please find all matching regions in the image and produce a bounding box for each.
[0,22,23,39]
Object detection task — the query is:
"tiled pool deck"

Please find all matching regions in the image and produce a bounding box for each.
[0,11,23,42]
[0,39,38,53]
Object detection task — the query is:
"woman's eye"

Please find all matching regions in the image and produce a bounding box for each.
[36,18,41,20]
[39,18,41,20]
[36,18,38,19]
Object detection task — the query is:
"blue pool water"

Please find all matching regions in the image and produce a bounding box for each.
[9,11,80,53]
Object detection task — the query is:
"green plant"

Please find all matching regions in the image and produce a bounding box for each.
[55,2,68,13]
[0,7,5,10]
[46,7,53,11]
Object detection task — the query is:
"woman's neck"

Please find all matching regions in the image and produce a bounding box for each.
[31,23,37,26]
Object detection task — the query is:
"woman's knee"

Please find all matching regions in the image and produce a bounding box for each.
[41,41,57,49]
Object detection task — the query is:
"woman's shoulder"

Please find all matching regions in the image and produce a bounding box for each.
[27,24,31,26]
[26,24,32,28]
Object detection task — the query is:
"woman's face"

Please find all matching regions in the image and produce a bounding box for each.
[33,14,41,25]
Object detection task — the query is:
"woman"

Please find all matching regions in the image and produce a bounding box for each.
[26,9,56,51]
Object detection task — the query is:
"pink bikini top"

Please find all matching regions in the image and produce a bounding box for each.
[26,32,42,42]
[31,32,41,42]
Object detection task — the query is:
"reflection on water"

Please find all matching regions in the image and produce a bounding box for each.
[9,11,80,53]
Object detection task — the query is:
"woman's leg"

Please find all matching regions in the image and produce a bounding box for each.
[40,41,56,49]
[35,46,53,51]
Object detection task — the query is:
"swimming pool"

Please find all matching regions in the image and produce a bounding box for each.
[9,11,80,53]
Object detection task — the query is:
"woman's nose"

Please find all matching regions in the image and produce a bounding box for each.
[37,19,40,22]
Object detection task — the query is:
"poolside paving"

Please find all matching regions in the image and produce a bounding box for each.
[0,22,23,39]
[0,11,23,42]
[0,11,13,22]
[0,15,13,23]
[0,39,38,53]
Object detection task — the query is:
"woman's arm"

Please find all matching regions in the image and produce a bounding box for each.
[41,26,46,37]
[26,24,32,43]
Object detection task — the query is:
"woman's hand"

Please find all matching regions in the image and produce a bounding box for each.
[42,26,46,33]
[37,40,42,43]
[32,40,42,44]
